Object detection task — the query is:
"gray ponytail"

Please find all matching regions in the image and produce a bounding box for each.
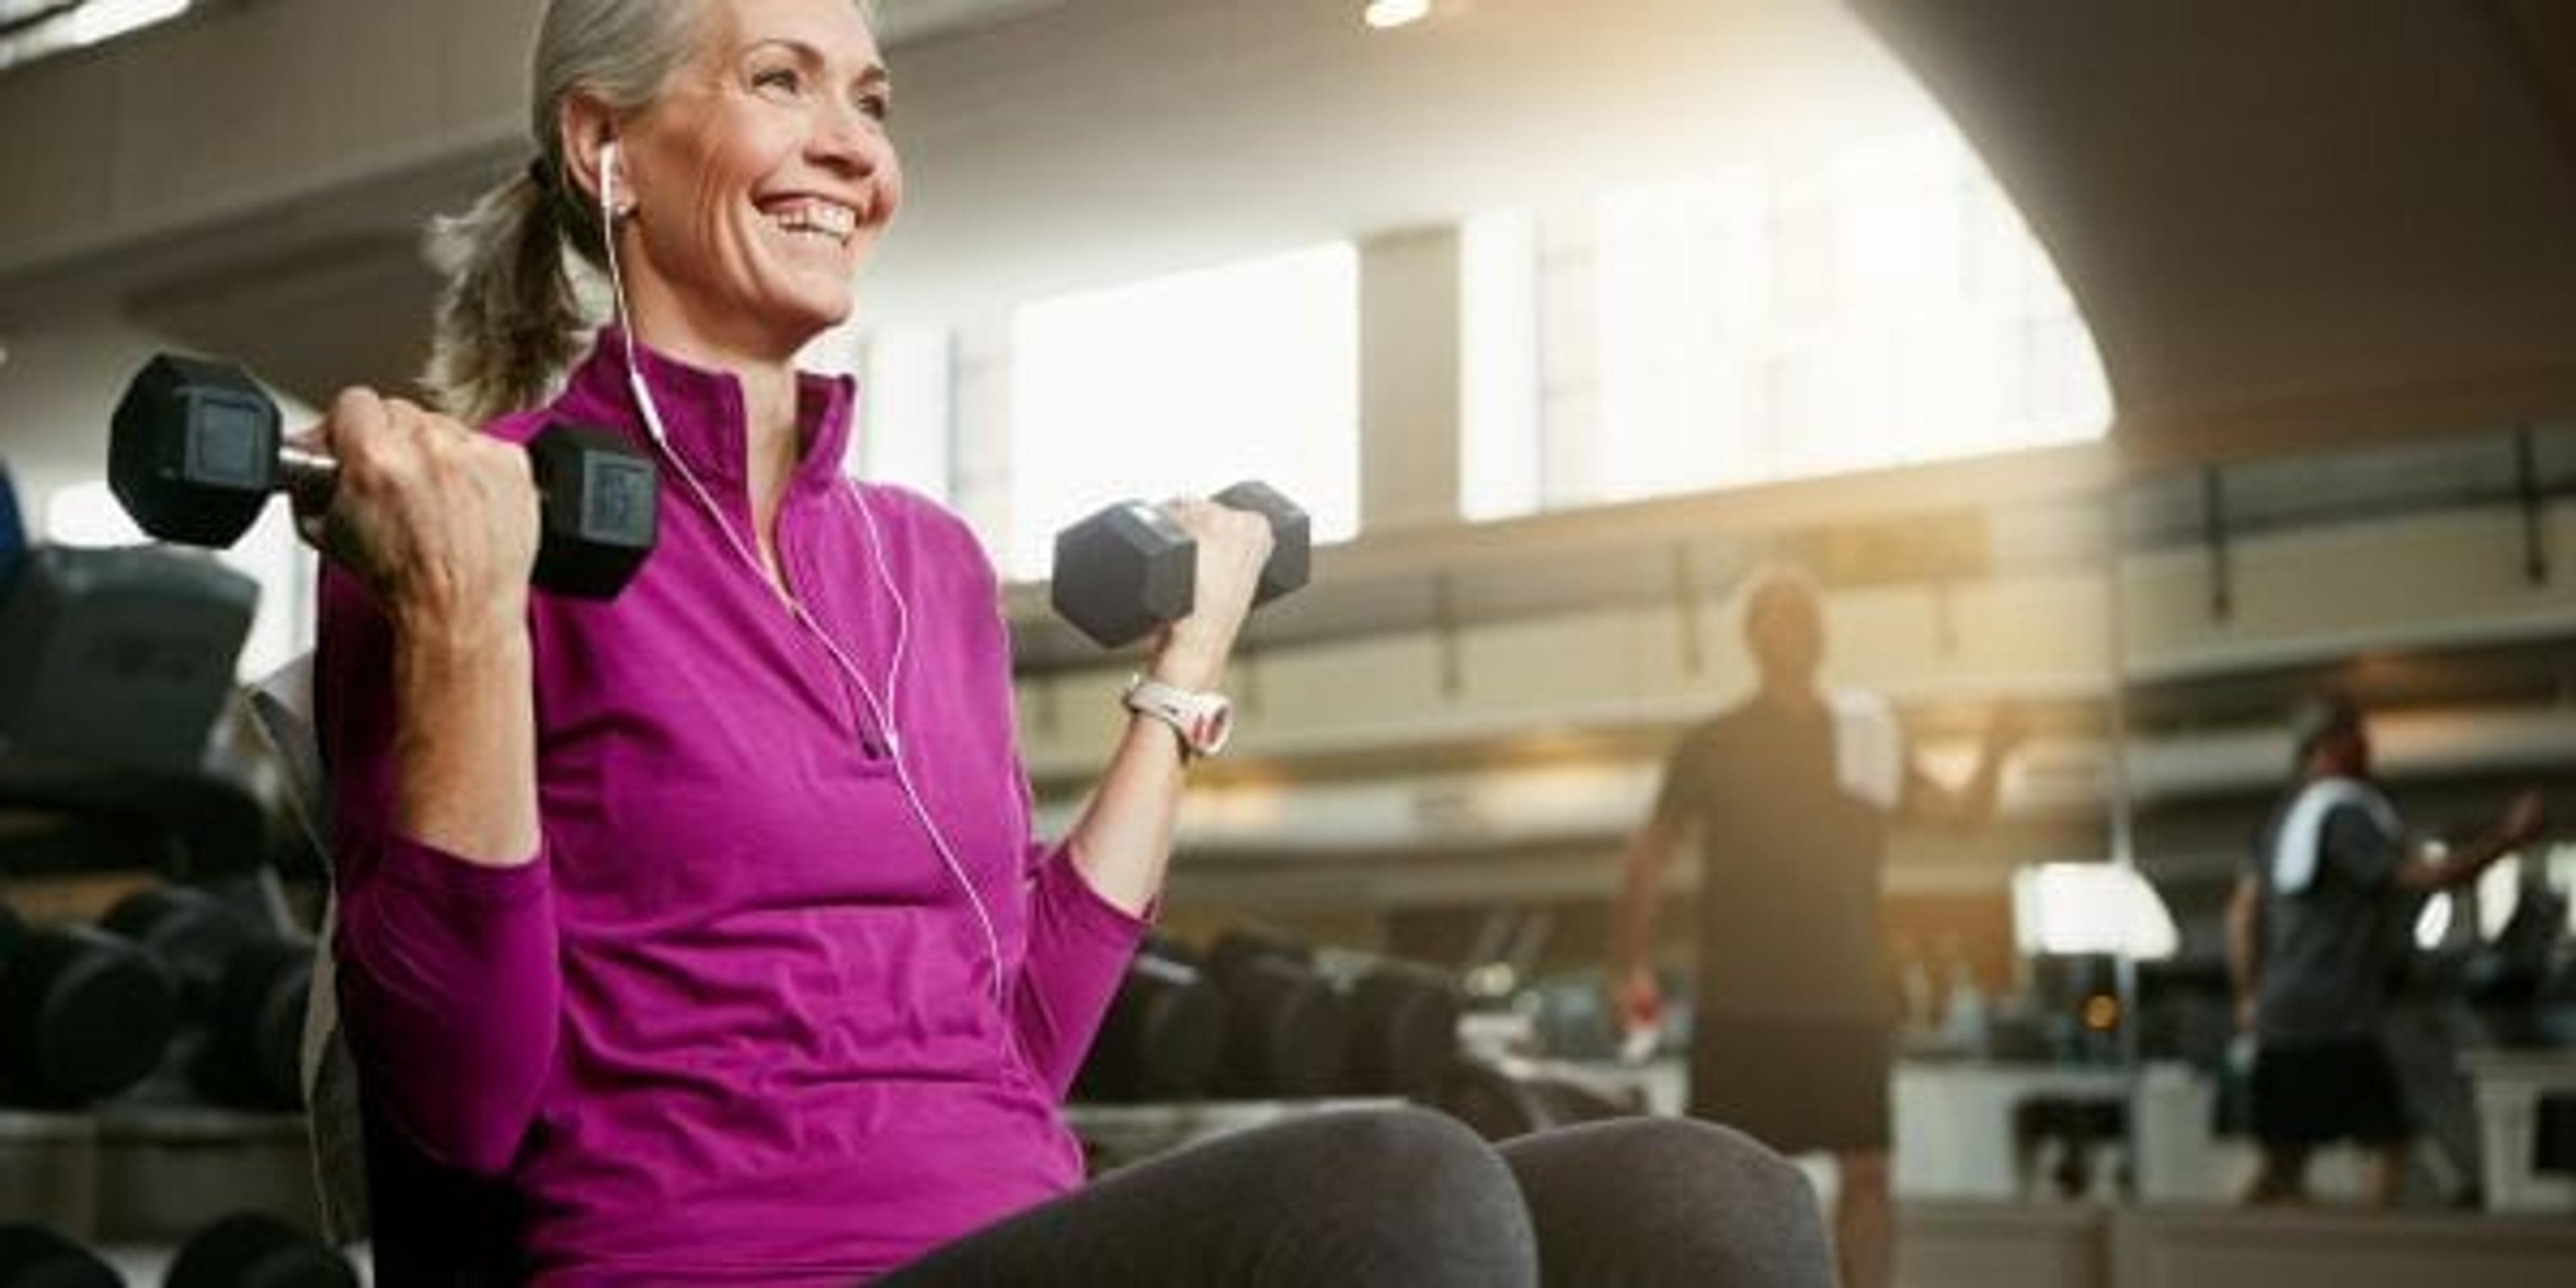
[421,0,705,423]
[422,170,586,425]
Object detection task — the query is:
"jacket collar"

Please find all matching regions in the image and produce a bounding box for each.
[561,327,858,502]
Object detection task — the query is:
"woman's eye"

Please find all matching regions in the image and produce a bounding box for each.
[753,66,802,95]
[859,93,892,123]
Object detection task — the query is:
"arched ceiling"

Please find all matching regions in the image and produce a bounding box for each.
[1854,0,2576,466]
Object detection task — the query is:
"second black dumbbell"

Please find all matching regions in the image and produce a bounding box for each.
[110,353,659,599]
[1051,481,1311,648]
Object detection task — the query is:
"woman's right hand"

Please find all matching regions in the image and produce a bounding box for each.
[297,388,539,643]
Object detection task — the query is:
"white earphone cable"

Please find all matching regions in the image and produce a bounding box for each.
[596,145,1006,1007]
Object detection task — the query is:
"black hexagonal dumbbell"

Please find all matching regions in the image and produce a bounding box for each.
[110,353,658,599]
[166,1212,358,1288]
[0,902,180,1110]
[100,887,311,1112]
[0,1223,119,1288]
[1050,480,1311,648]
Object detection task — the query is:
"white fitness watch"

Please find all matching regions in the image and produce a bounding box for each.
[1122,674,1234,759]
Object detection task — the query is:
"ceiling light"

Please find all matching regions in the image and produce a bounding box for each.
[1363,0,1430,31]
[65,0,191,47]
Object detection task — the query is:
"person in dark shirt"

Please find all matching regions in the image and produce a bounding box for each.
[1609,568,2025,1288]
[2225,693,2542,1206]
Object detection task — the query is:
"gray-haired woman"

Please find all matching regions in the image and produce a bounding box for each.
[300,0,1829,1283]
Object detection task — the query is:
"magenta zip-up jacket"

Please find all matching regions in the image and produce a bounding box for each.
[316,331,1147,1285]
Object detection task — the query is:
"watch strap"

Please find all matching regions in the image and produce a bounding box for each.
[1122,675,1233,759]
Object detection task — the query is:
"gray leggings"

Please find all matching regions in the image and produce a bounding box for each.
[877,1108,1831,1287]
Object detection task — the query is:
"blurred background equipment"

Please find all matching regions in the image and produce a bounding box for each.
[0,1222,118,1288]
[0,494,268,884]
[101,887,311,1113]
[0,902,179,1111]
[1073,937,1227,1104]
[1202,929,1355,1099]
[0,544,254,778]
[1336,954,1462,1102]
[1434,1055,1642,1144]
[0,466,24,599]
[162,1212,356,1288]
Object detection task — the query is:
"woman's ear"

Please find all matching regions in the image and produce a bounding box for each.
[558,93,619,211]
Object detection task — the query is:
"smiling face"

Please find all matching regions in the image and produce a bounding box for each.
[595,0,902,360]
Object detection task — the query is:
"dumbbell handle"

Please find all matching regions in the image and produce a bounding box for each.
[257,427,653,603]
[276,443,337,515]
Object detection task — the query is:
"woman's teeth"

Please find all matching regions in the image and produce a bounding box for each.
[763,200,857,246]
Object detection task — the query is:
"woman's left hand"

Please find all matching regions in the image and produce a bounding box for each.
[1147,496,1275,690]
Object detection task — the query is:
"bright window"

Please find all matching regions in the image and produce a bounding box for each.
[1464,129,2111,515]
[846,326,953,503]
[1460,212,1541,521]
[1600,136,2108,500]
[2012,863,2179,960]
[1008,245,1359,580]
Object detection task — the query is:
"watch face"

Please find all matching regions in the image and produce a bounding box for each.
[1195,701,1233,755]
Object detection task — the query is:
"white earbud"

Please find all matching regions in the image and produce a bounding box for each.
[598,140,621,217]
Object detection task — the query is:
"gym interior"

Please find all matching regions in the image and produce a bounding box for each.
[2,1,2573,1285]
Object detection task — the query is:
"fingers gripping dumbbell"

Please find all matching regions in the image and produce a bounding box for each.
[1050,481,1311,648]
[110,354,658,599]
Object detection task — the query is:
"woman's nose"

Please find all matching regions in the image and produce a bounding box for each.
[810,102,889,177]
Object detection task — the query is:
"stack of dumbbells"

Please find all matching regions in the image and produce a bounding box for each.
[1071,928,1464,1107]
[1069,924,1634,1163]
[0,1212,357,1288]
[1,458,357,1283]
[0,887,352,1286]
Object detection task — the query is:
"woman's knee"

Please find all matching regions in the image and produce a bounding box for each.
[1603,1118,1819,1224]
[1284,1108,1538,1283]
[1303,1106,1525,1211]
[1505,1118,1831,1287]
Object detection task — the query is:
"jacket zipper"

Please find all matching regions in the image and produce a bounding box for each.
[774,488,892,761]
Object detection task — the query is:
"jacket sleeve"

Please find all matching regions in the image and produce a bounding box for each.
[315,566,561,1177]
[1009,837,1151,1097]
[902,486,1150,1096]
